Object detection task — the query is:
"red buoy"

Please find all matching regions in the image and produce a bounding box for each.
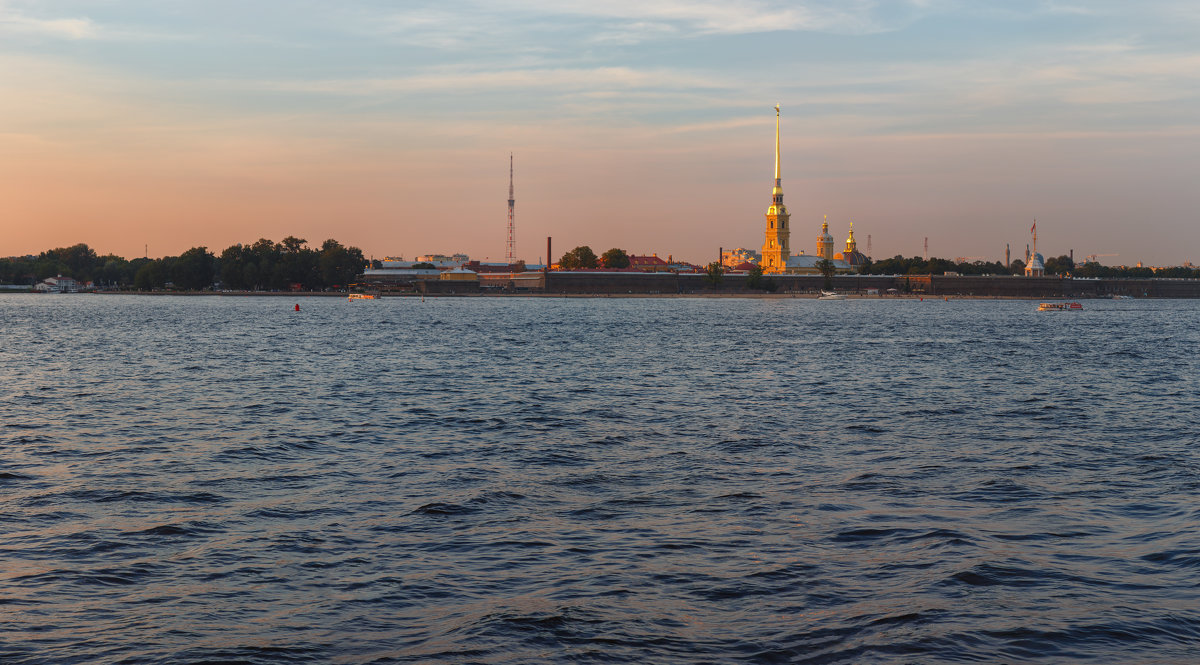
[294,303,300,311]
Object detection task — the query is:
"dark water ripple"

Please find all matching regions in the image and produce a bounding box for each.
[2,295,1199,663]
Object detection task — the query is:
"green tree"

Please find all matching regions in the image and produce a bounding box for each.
[746,264,763,289]
[960,260,1007,276]
[927,257,956,274]
[33,257,67,280]
[1155,266,1194,278]
[248,238,282,290]
[600,248,630,269]
[816,258,836,290]
[318,239,366,288]
[1044,255,1075,275]
[220,244,249,289]
[39,243,98,281]
[95,255,130,288]
[705,261,723,287]
[280,236,307,254]
[559,246,598,270]
[275,236,319,289]
[0,256,36,285]
[173,247,216,290]
[743,264,780,292]
[865,255,911,275]
[134,260,166,290]
[1009,259,1025,274]
[243,262,261,290]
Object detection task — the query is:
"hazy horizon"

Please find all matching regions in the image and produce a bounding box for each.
[2,1,1198,266]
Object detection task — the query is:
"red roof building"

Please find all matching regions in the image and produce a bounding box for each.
[627,254,671,272]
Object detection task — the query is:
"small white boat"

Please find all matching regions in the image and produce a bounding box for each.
[818,291,846,301]
[1038,301,1082,311]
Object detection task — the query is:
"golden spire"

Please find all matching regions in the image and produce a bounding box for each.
[767,104,786,214]
[823,214,828,233]
[773,104,782,194]
[846,222,857,252]
[763,104,790,273]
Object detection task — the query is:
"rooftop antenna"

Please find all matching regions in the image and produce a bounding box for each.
[506,153,515,264]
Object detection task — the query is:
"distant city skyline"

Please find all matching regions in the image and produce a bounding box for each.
[2,1,1198,265]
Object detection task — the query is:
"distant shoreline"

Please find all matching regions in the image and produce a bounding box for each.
[0,290,1116,301]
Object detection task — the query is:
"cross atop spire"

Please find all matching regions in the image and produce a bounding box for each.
[773,104,781,187]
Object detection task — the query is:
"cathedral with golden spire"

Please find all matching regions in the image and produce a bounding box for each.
[758,106,860,275]
[761,104,790,272]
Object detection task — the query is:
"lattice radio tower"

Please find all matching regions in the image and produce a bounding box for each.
[506,153,516,263]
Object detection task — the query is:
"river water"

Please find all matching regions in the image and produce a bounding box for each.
[1,295,1198,664]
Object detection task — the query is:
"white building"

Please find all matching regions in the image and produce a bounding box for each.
[34,276,84,293]
[382,254,469,269]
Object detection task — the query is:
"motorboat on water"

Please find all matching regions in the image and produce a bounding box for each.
[818,291,846,301]
[1037,301,1082,311]
[348,293,377,300]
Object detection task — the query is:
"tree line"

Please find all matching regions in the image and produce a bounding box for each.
[558,246,631,269]
[0,237,367,291]
[846,254,1198,278]
[546,246,1199,279]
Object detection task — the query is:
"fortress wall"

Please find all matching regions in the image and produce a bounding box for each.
[543,273,1200,297]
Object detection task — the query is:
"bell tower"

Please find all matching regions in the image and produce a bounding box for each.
[761,104,790,273]
[817,215,834,260]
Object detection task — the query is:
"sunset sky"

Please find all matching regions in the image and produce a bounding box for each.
[2,1,1199,266]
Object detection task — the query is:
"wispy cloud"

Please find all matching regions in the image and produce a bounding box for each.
[370,0,933,51]
[506,0,928,36]
[0,8,95,39]
[261,66,725,95]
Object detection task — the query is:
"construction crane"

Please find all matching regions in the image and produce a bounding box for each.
[1084,253,1118,263]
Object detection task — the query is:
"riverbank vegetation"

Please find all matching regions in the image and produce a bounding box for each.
[0,237,366,291]
[858,254,1193,279]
